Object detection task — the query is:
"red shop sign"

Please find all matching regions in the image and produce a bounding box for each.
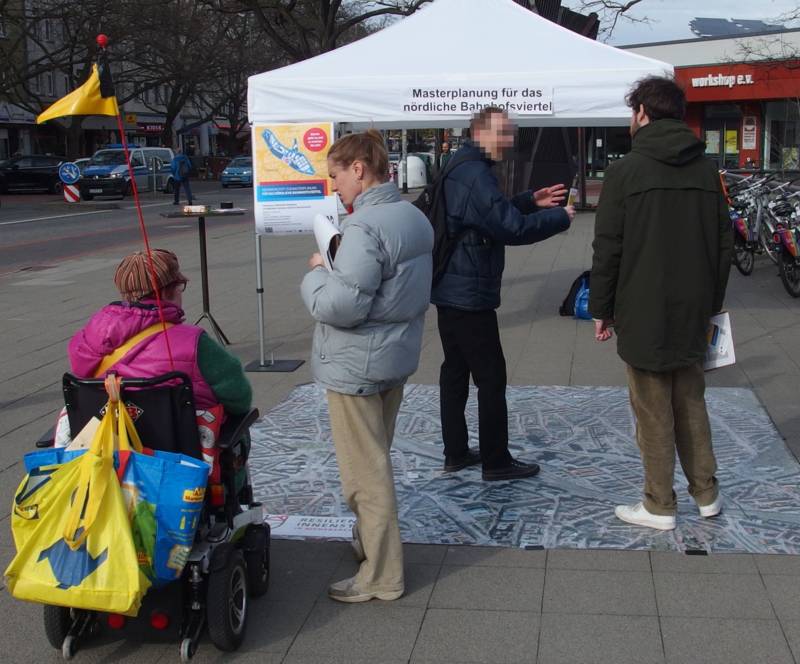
[675,60,800,102]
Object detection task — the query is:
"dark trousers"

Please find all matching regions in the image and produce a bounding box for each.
[173,178,193,204]
[437,306,512,470]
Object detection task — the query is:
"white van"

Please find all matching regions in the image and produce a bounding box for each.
[80,146,174,199]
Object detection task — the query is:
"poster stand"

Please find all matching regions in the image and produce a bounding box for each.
[245,233,304,373]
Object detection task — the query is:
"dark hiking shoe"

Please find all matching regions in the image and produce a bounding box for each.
[482,458,540,482]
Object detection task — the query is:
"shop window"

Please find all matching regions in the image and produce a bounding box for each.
[770,120,798,170]
[766,101,800,171]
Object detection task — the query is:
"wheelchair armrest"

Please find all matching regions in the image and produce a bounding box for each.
[217,408,259,449]
[36,426,56,448]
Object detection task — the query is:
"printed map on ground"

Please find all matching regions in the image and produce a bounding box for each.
[249,384,800,554]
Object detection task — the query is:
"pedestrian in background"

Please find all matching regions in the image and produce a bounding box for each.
[301,130,433,602]
[171,147,194,205]
[590,76,733,530]
[437,141,453,173]
[432,107,574,481]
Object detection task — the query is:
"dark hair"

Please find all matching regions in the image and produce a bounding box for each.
[626,76,686,121]
[327,129,388,180]
[469,105,507,133]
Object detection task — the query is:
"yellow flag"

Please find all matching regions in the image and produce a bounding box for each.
[37,64,118,124]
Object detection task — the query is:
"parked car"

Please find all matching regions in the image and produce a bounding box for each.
[73,157,91,174]
[80,146,173,200]
[220,157,253,188]
[0,154,65,194]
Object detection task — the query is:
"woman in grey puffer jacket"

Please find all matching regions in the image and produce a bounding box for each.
[301,130,433,603]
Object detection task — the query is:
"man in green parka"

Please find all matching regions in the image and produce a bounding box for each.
[590,76,733,531]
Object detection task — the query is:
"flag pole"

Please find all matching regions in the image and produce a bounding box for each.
[96,34,176,369]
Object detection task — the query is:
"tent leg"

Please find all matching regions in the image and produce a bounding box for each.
[401,128,408,193]
[577,127,588,210]
[245,233,304,373]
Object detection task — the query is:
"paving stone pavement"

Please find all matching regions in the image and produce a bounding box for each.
[1,203,799,663]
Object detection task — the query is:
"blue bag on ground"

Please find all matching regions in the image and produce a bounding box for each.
[559,270,592,320]
[574,279,592,320]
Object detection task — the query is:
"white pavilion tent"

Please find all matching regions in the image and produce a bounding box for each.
[247,0,673,129]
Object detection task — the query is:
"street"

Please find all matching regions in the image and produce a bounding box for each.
[0,181,254,275]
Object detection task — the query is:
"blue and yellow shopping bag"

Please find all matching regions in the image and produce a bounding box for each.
[5,395,150,615]
[113,403,209,586]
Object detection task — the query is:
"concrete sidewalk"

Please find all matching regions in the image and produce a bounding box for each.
[0,204,799,663]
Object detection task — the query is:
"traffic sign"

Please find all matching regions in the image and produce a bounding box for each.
[58,162,81,185]
[63,184,80,203]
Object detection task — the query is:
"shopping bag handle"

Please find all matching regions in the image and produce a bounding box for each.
[63,404,115,550]
[103,374,144,453]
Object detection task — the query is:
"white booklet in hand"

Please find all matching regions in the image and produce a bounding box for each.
[704,311,735,370]
[313,213,342,271]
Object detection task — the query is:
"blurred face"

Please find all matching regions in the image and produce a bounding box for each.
[442,142,450,153]
[474,112,516,161]
[328,158,364,208]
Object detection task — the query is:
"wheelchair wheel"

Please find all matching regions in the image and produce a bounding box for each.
[207,550,248,651]
[243,524,270,597]
[43,605,71,650]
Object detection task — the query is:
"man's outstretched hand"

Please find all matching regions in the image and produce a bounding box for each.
[533,184,567,208]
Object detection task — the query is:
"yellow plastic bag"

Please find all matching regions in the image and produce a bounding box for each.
[5,395,151,616]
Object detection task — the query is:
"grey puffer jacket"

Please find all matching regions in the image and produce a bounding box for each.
[301,181,434,396]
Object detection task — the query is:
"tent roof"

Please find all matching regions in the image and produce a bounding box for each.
[248,0,673,128]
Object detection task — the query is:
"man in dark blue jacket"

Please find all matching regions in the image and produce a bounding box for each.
[170,147,194,205]
[433,106,574,481]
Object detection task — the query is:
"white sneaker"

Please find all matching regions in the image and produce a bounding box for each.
[615,502,676,531]
[697,495,722,518]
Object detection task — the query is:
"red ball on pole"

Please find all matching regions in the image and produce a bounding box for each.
[96,34,109,49]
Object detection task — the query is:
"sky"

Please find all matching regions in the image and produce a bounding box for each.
[560,0,800,45]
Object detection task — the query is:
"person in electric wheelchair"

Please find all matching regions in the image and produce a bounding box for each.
[41,249,268,661]
[63,248,252,453]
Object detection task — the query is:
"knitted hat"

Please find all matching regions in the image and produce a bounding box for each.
[114,249,186,302]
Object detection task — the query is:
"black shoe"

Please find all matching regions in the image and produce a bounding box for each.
[443,449,481,473]
[482,458,540,482]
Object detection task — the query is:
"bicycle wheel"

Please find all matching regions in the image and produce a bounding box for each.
[759,221,778,265]
[778,251,800,297]
[732,234,754,276]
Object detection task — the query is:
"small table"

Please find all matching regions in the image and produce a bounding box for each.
[160,208,245,345]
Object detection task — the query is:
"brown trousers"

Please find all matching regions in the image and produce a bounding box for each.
[327,387,404,592]
[626,362,719,516]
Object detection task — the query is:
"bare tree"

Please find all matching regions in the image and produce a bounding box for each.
[564,0,647,38]
[205,0,433,62]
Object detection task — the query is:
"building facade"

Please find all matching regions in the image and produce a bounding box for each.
[627,29,800,171]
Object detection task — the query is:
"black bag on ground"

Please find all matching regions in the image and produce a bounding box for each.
[412,151,482,287]
[559,270,591,317]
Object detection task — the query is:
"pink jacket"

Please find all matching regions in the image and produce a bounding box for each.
[68,300,217,409]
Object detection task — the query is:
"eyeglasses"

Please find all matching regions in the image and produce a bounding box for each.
[168,279,188,292]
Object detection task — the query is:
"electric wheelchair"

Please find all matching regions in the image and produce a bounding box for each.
[36,371,269,661]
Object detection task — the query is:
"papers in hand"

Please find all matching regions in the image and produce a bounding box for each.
[704,311,735,370]
[313,213,341,270]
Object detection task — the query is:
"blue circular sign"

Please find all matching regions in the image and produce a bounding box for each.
[59,162,82,185]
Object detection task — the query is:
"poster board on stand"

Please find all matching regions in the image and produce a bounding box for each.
[251,121,338,235]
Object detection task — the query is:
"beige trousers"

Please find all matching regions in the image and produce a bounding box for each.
[327,386,404,592]
[626,362,719,516]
